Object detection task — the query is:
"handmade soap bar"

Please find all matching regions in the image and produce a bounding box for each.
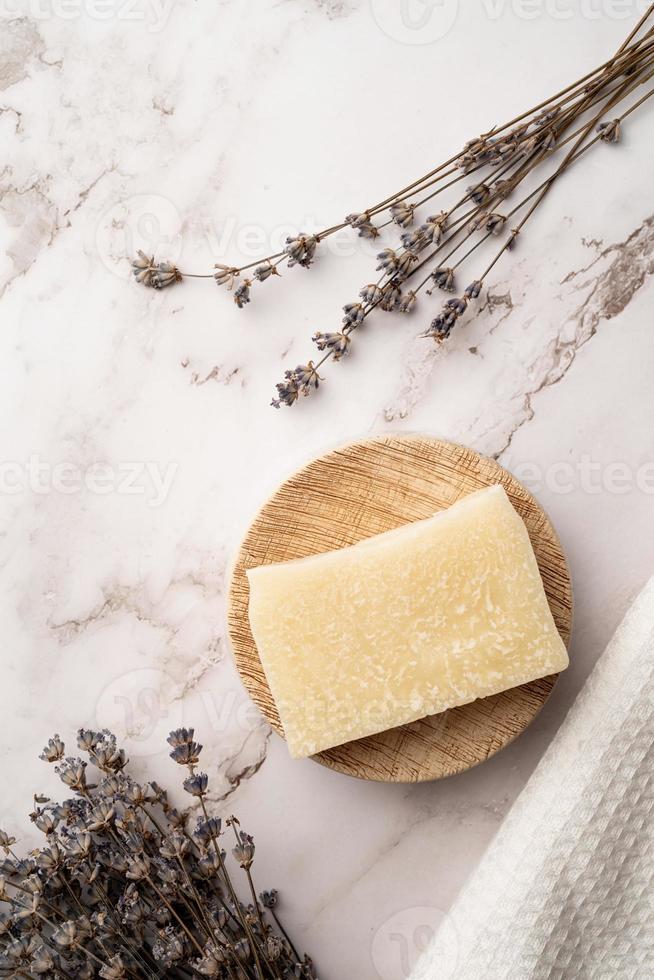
[246,485,568,758]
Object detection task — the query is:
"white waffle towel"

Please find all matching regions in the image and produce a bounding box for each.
[411,576,654,980]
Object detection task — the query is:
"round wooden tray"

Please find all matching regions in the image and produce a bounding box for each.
[227,435,573,782]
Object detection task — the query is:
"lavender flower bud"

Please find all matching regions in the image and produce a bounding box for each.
[493,178,512,200]
[345,212,379,239]
[446,296,468,315]
[597,118,621,143]
[213,264,240,289]
[485,213,506,235]
[267,935,284,960]
[167,728,196,747]
[31,809,59,835]
[375,248,400,274]
[380,282,402,312]
[39,735,65,763]
[464,280,483,299]
[166,807,188,829]
[92,743,127,774]
[272,361,322,408]
[194,948,225,976]
[539,129,557,152]
[292,363,321,391]
[234,939,251,963]
[125,855,151,881]
[400,227,428,253]
[429,267,455,292]
[396,251,418,278]
[345,211,369,228]
[467,182,491,205]
[284,234,318,268]
[183,772,208,797]
[234,279,252,308]
[53,919,88,949]
[456,152,477,174]
[271,374,300,409]
[487,140,514,166]
[420,212,448,244]
[67,831,92,859]
[423,314,452,342]
[253,261,279,282]
[390,201,415,228]
[151,262,182,289]
[359,284,383,305]
[122,781,146,805]
[99,954,127,979]
[195,817,223,845]
[30,945,54,975]
[470,211,490,231]
[342,302,365,328]
[55,758,88,792]
[398,290,417,314]
[169,742,203,766]
[77,729,100,752]
[534,106,561,125]
[86,802,115,832]
[131,251,156,286]
[355,220,380,239]
[313,332,351,360]
[232,833,255,870]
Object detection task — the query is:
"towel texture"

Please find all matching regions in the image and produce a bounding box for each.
[411,577,654,980]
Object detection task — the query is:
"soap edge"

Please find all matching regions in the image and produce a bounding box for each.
[290,652,569,759]
[246,484,507,583]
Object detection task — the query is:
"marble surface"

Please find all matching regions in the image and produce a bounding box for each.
[1,2,653,978]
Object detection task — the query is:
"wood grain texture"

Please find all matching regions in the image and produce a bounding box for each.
[227,435,573,782]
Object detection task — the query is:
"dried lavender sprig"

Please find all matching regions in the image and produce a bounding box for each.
[241,36,654,295]
[476,67,654,287]
[0,731,314,980]
[370,39,654,221]
[354,23,654,218]
[277,67,654,399]
[423,77,654,342]
[131,18,654,292]
[395,55,654,299]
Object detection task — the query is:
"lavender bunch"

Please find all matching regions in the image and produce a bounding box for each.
[130,7,654,409]
[0,728,315,980]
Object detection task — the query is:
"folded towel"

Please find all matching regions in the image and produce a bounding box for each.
[411,576,654,980]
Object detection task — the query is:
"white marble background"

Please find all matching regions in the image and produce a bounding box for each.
[1,1,653,977]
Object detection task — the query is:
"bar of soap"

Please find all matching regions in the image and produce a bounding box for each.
[246,484,569,758]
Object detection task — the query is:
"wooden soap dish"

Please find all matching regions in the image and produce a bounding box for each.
[226,435,573,782]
